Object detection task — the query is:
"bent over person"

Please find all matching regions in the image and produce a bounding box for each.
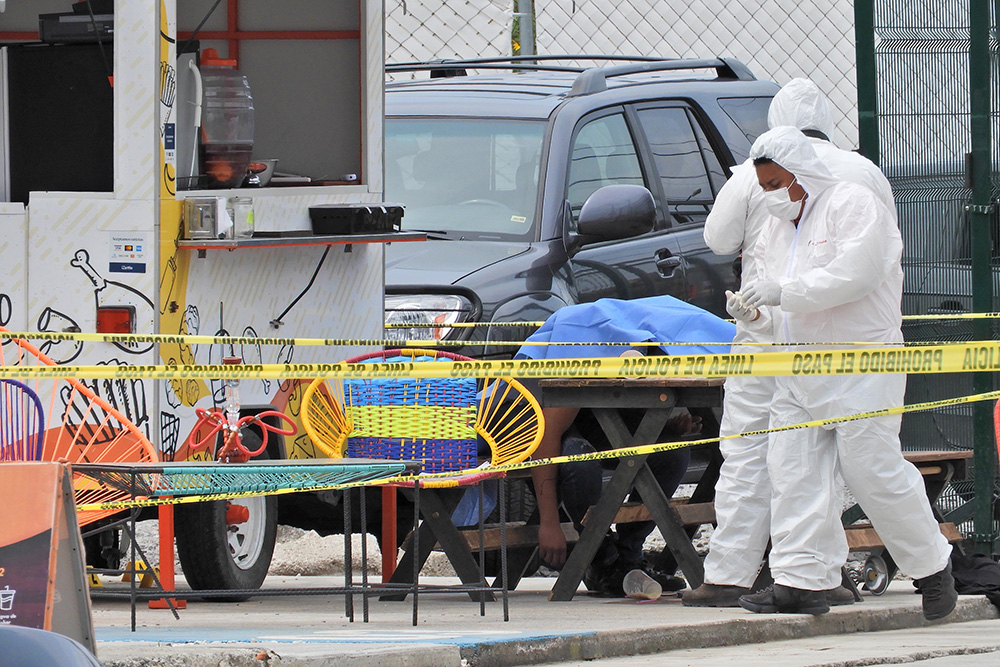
[736,126,956,619]
[515,295,734,596]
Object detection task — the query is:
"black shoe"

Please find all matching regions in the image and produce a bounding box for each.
[584,562,626,597]
[631,561,686,593]
[738,584,830,615]
[825,585,858,606]
[682,583,749,607]
[915,563,957,621]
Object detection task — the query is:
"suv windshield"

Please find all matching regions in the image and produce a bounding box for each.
[385,117,546,241]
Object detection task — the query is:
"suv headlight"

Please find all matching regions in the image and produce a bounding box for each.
[384,294,475,341]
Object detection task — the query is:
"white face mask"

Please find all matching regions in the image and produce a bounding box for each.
[764,177,804,221]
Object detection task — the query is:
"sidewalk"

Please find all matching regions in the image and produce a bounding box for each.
[91,576,1000,667]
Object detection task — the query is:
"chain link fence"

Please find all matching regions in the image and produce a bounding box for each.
[385,0,512,72]
[386,0,860,146]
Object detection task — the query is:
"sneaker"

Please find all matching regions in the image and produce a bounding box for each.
[915,562,957,621]
[682,583,750,607]
[738,584,830,615]
[825,585,858,606]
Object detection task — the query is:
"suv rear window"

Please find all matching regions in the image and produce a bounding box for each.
[635,106,727,225]
[717,97,772,162]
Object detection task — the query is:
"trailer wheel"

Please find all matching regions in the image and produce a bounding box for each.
[862,553,890,596]
[175,430,277,600]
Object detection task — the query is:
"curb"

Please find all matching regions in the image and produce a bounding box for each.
[459,596,1000,667]
[96,595,1000,667]
[99,644,463,667]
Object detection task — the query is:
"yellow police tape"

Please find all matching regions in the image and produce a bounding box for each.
[6,341,1000,380]
[76,386,1000,512]
[2,328,999,350]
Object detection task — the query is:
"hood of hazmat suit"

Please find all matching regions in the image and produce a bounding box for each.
[767,77,836,141]
[768,79,896,218]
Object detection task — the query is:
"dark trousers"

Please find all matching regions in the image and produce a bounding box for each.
[557,435,690,565]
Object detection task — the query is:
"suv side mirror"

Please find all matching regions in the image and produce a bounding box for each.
[577,184,655,242]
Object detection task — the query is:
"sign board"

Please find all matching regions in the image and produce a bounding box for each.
[0,462,95,653]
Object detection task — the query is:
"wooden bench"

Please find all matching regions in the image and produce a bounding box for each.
[456,449,972,590]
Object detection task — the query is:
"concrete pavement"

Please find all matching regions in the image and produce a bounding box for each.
[91,577,999,667]
[547,618,1000,666]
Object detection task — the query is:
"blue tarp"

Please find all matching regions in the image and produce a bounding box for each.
[514,295,736,360]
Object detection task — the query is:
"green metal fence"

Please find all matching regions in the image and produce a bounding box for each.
[856,0,999,554]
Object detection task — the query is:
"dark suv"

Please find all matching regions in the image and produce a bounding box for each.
[383,56,778,356]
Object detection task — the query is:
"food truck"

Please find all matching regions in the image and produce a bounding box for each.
[0,0,407,594]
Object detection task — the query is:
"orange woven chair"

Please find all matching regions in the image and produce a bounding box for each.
[302,348,543,622]
[0,329,159,527]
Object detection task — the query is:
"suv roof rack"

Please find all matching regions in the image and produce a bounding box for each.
[386,55,756,90]
[568,58,755,95]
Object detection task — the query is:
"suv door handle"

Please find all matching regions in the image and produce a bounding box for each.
[655,249,682,277]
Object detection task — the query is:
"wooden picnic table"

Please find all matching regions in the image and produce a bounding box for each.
[538,376,725,601]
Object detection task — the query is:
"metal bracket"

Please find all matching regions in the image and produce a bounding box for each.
[968,531,999,542]
[965,204,996,215]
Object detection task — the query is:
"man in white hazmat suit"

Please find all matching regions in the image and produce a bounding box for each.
[735,126,955,619]
[686,77,894,608]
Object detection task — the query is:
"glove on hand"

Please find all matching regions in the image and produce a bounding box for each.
[725,290,758,323]
[742,280,782,308]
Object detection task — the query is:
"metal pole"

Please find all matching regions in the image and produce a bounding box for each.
[514,0,535,57]
[968,0,997,556]
[853,0,879,162]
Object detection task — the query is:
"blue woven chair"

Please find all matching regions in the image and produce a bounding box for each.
[0,378,45,462]
[302,348,544,622]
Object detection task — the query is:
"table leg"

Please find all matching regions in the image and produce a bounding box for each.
[633,463,705,589]
[549,455,646,601]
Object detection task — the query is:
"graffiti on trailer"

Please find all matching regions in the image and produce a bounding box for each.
[59,359,151,445]
[71,249,155,355]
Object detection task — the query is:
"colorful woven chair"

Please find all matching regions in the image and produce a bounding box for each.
[0,378,45,462]
[301,348,544,622]
[0,329,159,527]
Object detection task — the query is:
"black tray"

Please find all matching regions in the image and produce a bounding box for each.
[309,203,404,235]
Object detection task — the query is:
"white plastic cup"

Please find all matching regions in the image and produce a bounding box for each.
[623,569,662,600]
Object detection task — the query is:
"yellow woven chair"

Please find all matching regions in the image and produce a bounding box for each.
[301,348,543,621]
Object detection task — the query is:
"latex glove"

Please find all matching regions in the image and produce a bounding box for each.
[742,280,782,308]
[725,290,758,323]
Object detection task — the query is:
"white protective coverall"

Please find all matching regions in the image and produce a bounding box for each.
[701,77,894,587]
[748,126,952,591]
[702,159,775,587]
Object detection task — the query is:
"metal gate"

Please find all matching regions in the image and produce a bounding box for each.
[855,0,999,553]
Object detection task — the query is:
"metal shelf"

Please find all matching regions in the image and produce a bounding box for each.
[176,232,425,250]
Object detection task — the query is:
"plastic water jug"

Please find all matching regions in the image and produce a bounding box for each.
[199,48,254,189]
